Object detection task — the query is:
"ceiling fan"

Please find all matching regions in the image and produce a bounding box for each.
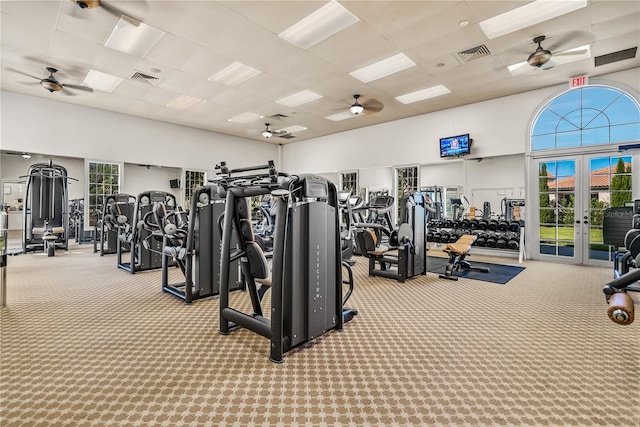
[7,67,94,95]
[261,123,296,140]
[348,94,384,115]
[526,35,589,69]
[69,0,141,25]
[5,152,33,159]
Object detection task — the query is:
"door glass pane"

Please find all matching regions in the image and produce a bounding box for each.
[587,156,633,262]
[538,160,576,259]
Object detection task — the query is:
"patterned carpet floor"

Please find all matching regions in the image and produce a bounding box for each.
[1,243,638,426]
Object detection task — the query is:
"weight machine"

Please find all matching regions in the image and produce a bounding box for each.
[216,161,357,363]
[94,193,135,255]
[22,161,74,255]
[161,185,240,303]
[117,191,177,274]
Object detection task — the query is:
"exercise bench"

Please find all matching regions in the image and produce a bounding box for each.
[439,234,490,281]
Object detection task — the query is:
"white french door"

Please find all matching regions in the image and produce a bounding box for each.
[531,151,633,266]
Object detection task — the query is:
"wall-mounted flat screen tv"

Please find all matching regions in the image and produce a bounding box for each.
[440,134,471,158]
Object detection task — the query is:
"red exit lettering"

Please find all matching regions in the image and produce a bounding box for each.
[570,75,588,87]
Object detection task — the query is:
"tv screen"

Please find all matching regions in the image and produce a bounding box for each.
[440,134,471,158]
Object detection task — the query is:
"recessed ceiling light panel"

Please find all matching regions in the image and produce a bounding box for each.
[209,62,261,87]
[325,111,357,122]
[82,69,123,93]
[276,89,322,107]
[167,95,205,110]
[395,85,451,104]
[350,53,416,83]
[279,0,359,49]
[228,112,264,124]
[479,0,587,40]
[105,18,165,57]
[280,125,307,133]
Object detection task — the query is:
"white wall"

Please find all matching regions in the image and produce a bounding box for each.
[121,163,181,203]
[282,68,640,174]
[284,69,638,225]
[0,90,279,171]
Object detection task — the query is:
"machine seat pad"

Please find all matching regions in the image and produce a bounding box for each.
[42,235,59,241]
[368,245,389,256]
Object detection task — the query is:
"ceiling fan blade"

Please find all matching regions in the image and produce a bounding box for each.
[60,87,78,96]
[540,60,557,70]
[363,99,384,114]
[63,83,94,92]
[554,49,589,57]
[5,67,41,80]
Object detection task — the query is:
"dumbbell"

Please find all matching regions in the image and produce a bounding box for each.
[475,233,487,247]
[486,233,498,248]
[509,220,521,233]
[440,231,451,243]
[427,231,434,242]
[444,219,454,229]
[496,236,508,249]
[433,232,442,243]
[507,237,519,250]
[497,220,510,232]
[488,220,498,231]
[461,219,471,229]
[469,219,479,230]
[477,220,488,231]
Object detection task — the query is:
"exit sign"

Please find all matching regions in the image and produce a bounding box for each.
[570,75,588,88]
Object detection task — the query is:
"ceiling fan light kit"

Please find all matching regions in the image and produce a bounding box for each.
[528,36,553,67]
[262,124,273,139]
[350,95,364,115]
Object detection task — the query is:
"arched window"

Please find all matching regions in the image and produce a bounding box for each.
[531,86,640,151]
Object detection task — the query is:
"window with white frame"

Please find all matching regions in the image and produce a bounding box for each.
[340,171,358,194]
[88,161,120,226]
[184,170,205,208]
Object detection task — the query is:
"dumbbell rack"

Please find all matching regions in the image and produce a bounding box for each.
[427,217,525,260]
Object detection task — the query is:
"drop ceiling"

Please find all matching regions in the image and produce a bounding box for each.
[1,0,638,144]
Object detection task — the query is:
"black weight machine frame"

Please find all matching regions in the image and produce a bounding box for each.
[117,190,176,274]
[161,185,240,303]
[216,161,357,363]
[94,193,136,255]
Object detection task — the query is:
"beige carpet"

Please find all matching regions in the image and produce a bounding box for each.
[1,243,638,426]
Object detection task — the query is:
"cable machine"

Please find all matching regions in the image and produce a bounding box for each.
[117,190,176,274]
[94,193,136,255]
[216,161,357,363]
[161,185,240,303]
[22,161,73,255]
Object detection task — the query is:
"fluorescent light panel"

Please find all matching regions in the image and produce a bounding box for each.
[276,89,322,107]
[350,53,416,83]
[280,125,307,133]
[396,85,450,104]
[105,18,165,57]
[480,0,587,39]
[209,62,261,87]
[82,69,122,92]
[279,0,359,49]
[167,95,205,110]
[325,111,357,122]
[228,112,264,124]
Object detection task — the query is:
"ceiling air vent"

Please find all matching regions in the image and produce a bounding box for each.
[595,47,637,67]
[128,71,161,86]
[457,45,491,63]
[268,113,290,120]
